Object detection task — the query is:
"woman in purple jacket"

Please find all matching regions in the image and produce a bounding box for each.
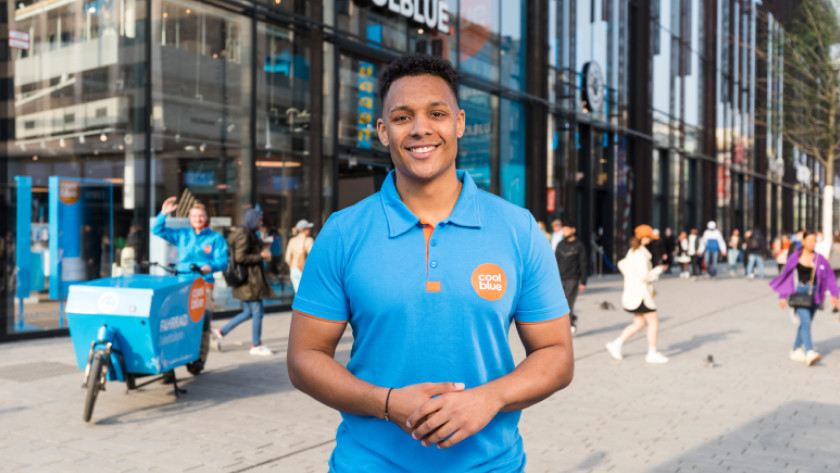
[769,230,839,366]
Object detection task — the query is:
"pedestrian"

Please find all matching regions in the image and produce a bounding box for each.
[605,225,669,363]
[675,231,691,278]
[744,228,766,279]
[773,234,791,273]
[286,54,573,472]
[688,228,701,277]
[828,233,840,280]
[700,221,727,278]
[727,229,741,276]
[550,219,564,251]
[212,209,275,356]
[647,228,667,268]
[538,221,552,242]
[555,222,587,334]
[285,219,314,293]
[662,227,676,274]
[153,197,228,375]
[769,230,839,366]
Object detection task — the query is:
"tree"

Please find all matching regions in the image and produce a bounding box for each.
[756,0,840,235]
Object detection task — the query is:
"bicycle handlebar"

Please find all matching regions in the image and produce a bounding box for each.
[141,262,202,275]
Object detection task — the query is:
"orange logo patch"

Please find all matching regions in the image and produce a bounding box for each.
[471,263,507,301]
[59,180,81,205]
[187,278,207,322]
[203,245,212,254]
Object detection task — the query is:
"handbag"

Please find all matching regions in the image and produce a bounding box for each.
[788,259,816,309]
[222,232,248,287]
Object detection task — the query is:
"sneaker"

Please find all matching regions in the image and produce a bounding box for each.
[805,350,821,366]
[645,351,669,364]
[605,341,623,360]
[790,348,806,362]
[250,345,273,356]
[211,329,224,352]
[570,323,577,335]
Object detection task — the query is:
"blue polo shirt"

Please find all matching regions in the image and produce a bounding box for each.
[293,170,568,473]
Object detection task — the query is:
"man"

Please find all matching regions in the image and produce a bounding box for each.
[153,197,228,374]
[555,222,587,334]
[550,219,564,251]
[662,227,676,274]
[287,54,573,472]
[648,228,667,267]
[700,221,727,278]
[284,219,314,293]
[744,228,766,279]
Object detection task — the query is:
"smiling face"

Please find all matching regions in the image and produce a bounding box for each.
[189,207,208,232]
[376,74,465,186]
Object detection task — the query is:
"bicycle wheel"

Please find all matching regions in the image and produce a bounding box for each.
[83,351,107,422]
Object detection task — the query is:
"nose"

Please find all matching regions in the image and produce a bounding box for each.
[409,113,433,136]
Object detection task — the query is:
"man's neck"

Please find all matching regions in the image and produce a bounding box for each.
[394,170,462,227]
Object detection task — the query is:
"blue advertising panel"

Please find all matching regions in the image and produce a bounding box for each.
[14,176,32,327]
[48,177,114,301]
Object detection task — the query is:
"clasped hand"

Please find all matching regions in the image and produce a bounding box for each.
[387,382,504,450]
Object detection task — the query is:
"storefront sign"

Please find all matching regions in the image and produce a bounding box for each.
[358,62,377,149]
[370,0,451,34]
[8,30,30,50]
[582,61,605,112]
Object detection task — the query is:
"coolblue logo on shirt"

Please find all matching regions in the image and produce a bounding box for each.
[203,245,212,253]
[471,263,507,301]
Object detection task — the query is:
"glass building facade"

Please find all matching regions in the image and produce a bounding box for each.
[0,0,824,340]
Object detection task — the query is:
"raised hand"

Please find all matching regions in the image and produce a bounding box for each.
[161,196,178,215]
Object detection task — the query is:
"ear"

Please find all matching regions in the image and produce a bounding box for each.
[376,117,389,147]
[456,109,465,139]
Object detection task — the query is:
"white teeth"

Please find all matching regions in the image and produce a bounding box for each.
[411,146,436,153]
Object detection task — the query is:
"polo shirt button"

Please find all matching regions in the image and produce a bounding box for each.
[430,261,438,268]
[430,240,438,247]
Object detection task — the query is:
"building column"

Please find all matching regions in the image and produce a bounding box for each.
[525,0,549,222]
[628,0,653,226]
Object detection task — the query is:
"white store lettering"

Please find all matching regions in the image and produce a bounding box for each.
[371,0,450,35]
[160,314,189,332]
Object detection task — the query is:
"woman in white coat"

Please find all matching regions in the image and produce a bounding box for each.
[605,225,669,363]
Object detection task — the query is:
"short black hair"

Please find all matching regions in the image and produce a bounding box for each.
[378,54,459,106]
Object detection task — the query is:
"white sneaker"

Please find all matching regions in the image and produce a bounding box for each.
[790,348,806,362]
[645,351,669,364]
[211,329,224,352]
[805,350,821,366]
[605,341,623,360]
[249,345,273,356]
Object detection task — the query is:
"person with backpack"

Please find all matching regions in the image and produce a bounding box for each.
[745,229,766,279]
[213,208,275,356]
[700,221,727,278]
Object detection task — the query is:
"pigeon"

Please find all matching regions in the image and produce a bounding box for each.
[599,301,616,311]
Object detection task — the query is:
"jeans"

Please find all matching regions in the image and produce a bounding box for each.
[704,250,720,277]
[793,284,816,352]
[290,267,303,293]
[746,254,765,278]
[727,249,740,272]
[221,300,265,347]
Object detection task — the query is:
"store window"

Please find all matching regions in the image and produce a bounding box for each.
[499,0,526,91]
[458,85,497,193]
[459,0,500,82]
[255,22,312,307]
[152,0,252,311]
[500,98,525,206]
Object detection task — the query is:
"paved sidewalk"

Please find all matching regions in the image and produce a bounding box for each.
[1,272,840,472]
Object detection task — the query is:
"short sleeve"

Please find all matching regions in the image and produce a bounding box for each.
[292,215,350,322]
[514,214,569,324]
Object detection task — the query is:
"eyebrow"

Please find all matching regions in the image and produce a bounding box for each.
[388,101,452,114]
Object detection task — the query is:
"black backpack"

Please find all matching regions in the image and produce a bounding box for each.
[747,234,761,251]
[223,230,248,287]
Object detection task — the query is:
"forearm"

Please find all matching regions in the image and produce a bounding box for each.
[288,348,387,418]
[478,343,573,413]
